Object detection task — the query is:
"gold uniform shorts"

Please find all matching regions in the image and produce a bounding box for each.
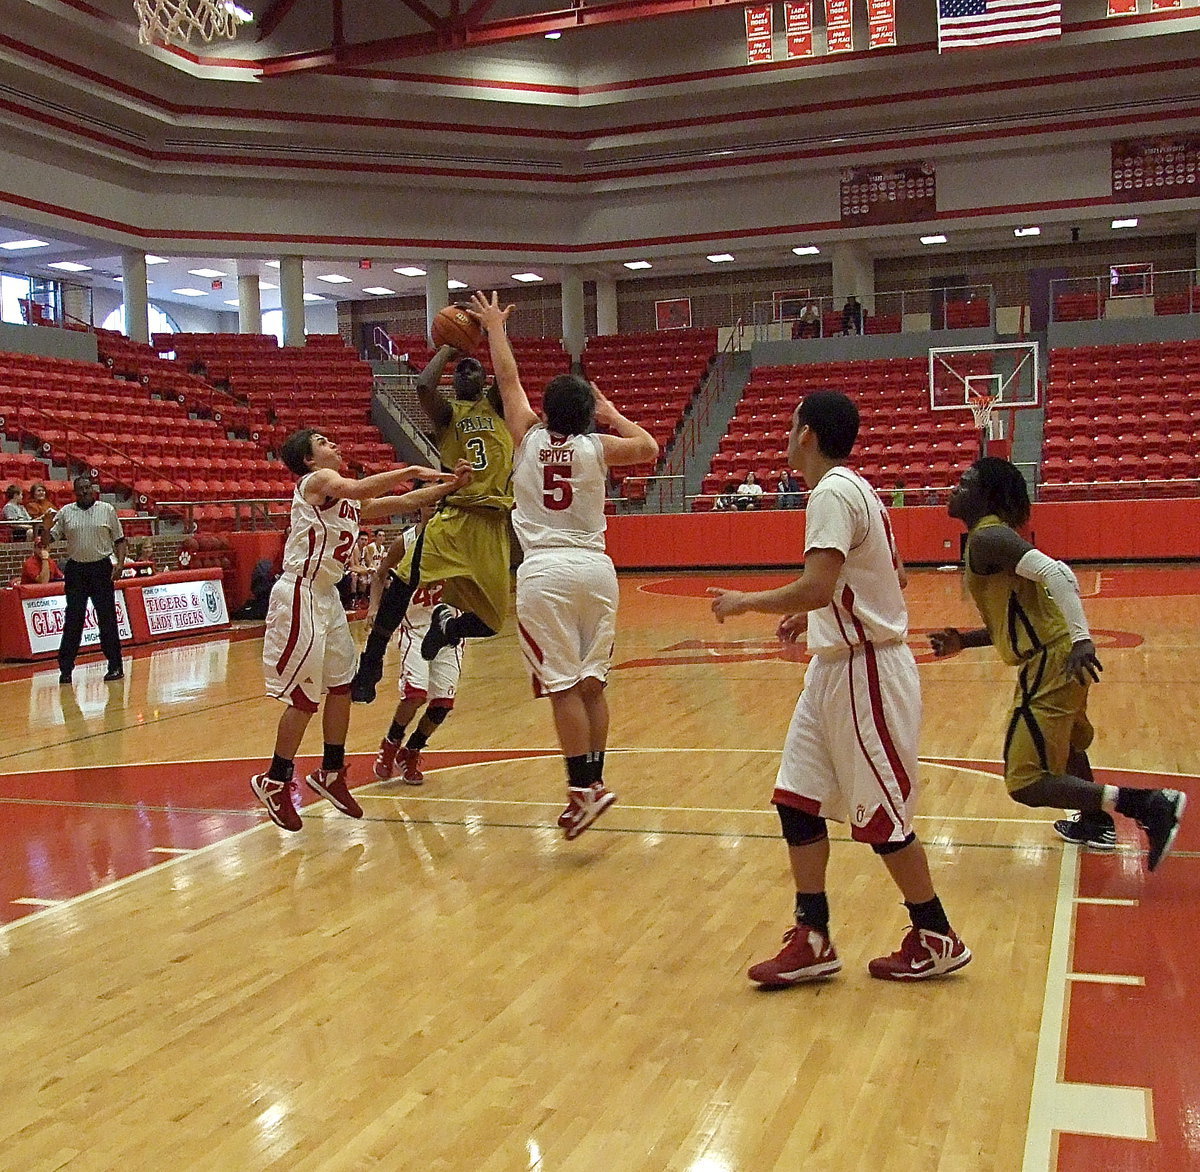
[1002,638,1095,793]
[398,504,511,634]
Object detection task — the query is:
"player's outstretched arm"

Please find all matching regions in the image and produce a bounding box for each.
[467,291,539,444]
[595,388,659,467]
[709,548,845,623]
[359,460,473,520]
[929,627,993,657]
[415,344,457,432]
[304,464,451,506]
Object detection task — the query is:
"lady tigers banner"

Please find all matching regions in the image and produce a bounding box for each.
[868,0,896,47]
[745,3,774,63]
[825,0,852,52]
[784,0,813,57]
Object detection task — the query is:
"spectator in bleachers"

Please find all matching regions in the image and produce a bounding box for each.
[132,538,157,572]
[21,536,62,584]
[776,470,803,509]
[735,470,765,509]
[891,479,906,508]
[2,484,31,541]
[363,529,384,573]
[841,296,864,336]
[25,482,54,524]
[348,533,374,605]
[713,480,740,511]
[792,304,822,340]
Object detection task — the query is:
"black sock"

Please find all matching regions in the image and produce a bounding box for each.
[407,730,429,753]
[565,754,590,787]
[1115,787,1152,821]
[267,754,294,782]
[444,613,496,641]
[322,743,345,772]
[387,721,407,743]
[906,897,951,935]
[795,891,830,932]
[586,750,605,784]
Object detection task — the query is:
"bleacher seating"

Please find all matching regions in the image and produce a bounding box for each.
[1040,340,1200,500]
[696,356,980,510]
[1053,290,1104,322]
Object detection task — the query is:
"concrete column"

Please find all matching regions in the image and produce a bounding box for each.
[1194,228,1200,275]
[831,243,875,314]
[236,261,262,334]
[560,266,586,361]
[121,250,150,343]
[595,276,618,336]
[425,261,449,337]
[279,255,306,347]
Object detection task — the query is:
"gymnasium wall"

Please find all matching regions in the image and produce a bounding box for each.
[606,499,1200,569]
[0,322,96,363]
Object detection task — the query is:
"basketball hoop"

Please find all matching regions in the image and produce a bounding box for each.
[968,391,997,433]
[133,0,242,45]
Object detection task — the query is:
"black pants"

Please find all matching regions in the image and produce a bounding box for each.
[60,558,123,674]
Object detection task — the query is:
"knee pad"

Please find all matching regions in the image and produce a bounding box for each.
[871,832,916,856]
[423,704,451,726]
[776,804,827,847]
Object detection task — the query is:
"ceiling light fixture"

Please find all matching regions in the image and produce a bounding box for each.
[48,261,92,271]
[623,261,652,270]
[1111,218,1139,229]
[0,239,49,251]
[394,266,427,277]
[172,288,207,296]
[188,267,227,278]
[920,235,948,245]
[302,293,325,301]
[144,255,169,265]
[317,274,352,283]
[511,272,543,283]
[1013,227,1041,238]
[791,245,820,256]
[706,253,735,263]
[363,287,397,295]
[447,279,469,290]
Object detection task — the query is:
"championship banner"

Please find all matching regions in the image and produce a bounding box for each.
[826,0,853,52]
[840,161,936,226]
[1112,137,1200,201]
[22,592,133,655]
[1151,0,1182,9]
[1107,0,1137,12]
[745,4,774,63]
[868,0,896,48]
[784,0,814,58]
[141,577,229,635]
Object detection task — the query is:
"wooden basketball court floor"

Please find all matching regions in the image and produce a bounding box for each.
[1,566,1197,1172]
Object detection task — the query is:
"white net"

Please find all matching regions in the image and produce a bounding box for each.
[968,392,997,432]
[134,0,240,45]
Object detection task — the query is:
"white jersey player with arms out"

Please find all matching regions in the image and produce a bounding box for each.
[467,290,659,840]
[252,426,467,833]
[710,390,971,987]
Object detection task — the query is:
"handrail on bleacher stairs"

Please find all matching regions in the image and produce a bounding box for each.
[373,326,398,361]
[371,372,441,468]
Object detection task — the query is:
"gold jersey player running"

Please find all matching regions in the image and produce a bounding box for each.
[352,338,514,703]
[933,457,1185,871]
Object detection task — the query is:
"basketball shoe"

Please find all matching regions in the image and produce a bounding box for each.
[1138,788,1187,872]
[251,773,303,832]
[747,924,842,987]
[373,737,400,780]
[559,783,617,840]
[1053,812,1117,852]
[305,769,364,819]
[398,746,424,785]
[868,927,972,981]
[421,604,460,662]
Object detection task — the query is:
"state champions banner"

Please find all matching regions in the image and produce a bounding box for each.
[840,160,936,226]
[868,0,896,48]
[1106,0,1137,12]
[745,4,774,63]
[22,592,134,655]
[1112,136,1200,201]
[784,0,813,58]
[825,0,853,52]
[141,577,229,636]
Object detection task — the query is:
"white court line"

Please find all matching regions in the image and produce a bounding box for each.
[1068,972,1145,987]
[148,846,193,855]
[1075,897,1139,907]
[1022,847,1153,1171]
[11,897,63,907]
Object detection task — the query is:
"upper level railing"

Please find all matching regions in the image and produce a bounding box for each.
[1050,267,1200,323]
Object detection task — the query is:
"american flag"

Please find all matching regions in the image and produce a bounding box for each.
[937,0,1062,51]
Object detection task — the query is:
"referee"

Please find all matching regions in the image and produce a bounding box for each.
[48,476,127,684]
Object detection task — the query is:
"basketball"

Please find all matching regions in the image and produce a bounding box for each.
[431,304,484,354]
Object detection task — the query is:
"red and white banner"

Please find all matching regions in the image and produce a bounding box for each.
[1112,136,1200,201]
[745,4,774,63]
[22,592,133,656]
[141,578,229,636]
[784,0,814,58]
[826,0,853,52]
[1151,0,1182,9]
[868,0,896,48]
[1107,0,1138,12]
[841,160,937,226]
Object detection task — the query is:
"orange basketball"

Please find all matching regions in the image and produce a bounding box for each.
[431,304,484,354]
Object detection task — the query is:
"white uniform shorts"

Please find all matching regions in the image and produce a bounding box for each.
[516,549,618,697]
[774,640,921,845]
[262,574,358,712]
[397,617,462,707]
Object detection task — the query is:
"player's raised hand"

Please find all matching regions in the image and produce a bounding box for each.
[708,587,749,624]
[777,614,804,643]
[591,384,620,428]
[929,628,964,658]
[466,290,514,333]
[1066,638,1103,685]
[448,458,474,488]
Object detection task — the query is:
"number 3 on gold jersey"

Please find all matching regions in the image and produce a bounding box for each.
[465,436,488,470]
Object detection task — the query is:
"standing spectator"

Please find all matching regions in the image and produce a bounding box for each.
[776,470,803,509]
[3,484,32,541]
[891,479,906,508]
[736,470,765,510]
[25,482,54,525]
[842,295,864,336]
[21,537,62,584]
[47,476,127,684]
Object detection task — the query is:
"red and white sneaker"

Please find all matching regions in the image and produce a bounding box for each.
[398,746,424,785]
[747,924,841,986]
[374,737,400,780]
[868,927,972,981]
[251,773,303,832]
[559,784,617,840]
[305,769,364,819]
